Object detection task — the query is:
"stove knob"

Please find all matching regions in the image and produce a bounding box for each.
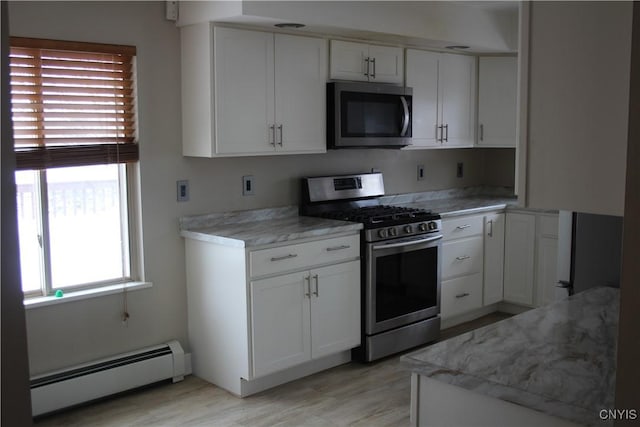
[378,229,388,238]
[418,223,428,232]
[404,225,413,234]
[428,221,437,231]
[388,227,397,237]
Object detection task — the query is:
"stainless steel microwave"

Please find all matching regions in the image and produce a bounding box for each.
[327,82,412,148]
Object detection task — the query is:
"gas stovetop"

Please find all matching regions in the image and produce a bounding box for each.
[317,205,439,229]
[300,172,442,241]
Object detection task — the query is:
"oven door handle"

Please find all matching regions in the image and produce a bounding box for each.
[372,234,443,250]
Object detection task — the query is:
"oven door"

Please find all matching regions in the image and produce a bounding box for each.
[365,233,442,335]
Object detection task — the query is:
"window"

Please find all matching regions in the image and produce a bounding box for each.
[9,37,140,298]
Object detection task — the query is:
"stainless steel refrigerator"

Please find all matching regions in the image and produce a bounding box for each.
[557,211,623,296]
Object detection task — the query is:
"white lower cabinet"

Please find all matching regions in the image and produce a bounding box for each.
[503,212,559,307]
[483,213,505,305]
[535,216,559,307]
[503,213,536,306]
[184,232,360,397]
[441,273,484,319]
[441,215,484,322]
[250,260,360,378]
[440,210,557,325]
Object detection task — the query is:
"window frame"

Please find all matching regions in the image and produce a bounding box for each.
[9,37,143,299]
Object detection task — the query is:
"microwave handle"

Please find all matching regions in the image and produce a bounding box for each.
[400,96,410,136]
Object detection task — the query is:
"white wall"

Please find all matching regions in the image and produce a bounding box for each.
[179,1,519,53]
[8,1,514,375]
[1,1,33,423]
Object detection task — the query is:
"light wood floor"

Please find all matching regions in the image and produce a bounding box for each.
[35,312,512,427]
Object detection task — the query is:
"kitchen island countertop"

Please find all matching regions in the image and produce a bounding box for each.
[401,286,619,426]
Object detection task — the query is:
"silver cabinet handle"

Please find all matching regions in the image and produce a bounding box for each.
[444,124,449,142]
[371,57,376,79]
[400,96,410,137]
[326,245,350,252]
[277,124,283,146]
[488,219,494,237]
[437,125,444,143]
[455,293,470,299]
[455,255,471,261]
[456,224,471,230]
[312,274,319,297]
[270,254,297,262]
[479,124,484,141]
[304,276,311,298]
[364,57,370,77]
[269,124,276,147]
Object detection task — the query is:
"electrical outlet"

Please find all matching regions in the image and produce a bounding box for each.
[417,165,425,181]
[177,180,189,202]
[243,175,254,196]
[456,162,464,178]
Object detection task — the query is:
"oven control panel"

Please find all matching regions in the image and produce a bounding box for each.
[368,220,442,243]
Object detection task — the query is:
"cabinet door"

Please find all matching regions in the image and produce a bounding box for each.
[477,56,517,147]
[329,40,369,82]
[405,49,440,148]
[536,235,559,307]
[368,45,404,84]
[503,213,536,306]
[274,34,327,154]
[310,261,361,359]
[440,53,476,147]
[214,27,275,155]
[250,271,311,378]
[483,213,505,305]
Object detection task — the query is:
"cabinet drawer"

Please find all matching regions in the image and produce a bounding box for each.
[442,237,483,280]
[250,234,359,277]
[442,215,483,241]
[441,273,483,319]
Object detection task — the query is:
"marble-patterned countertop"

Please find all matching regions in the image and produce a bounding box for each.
[401,287,619,427]
[179,187,547,248]
[180,206,362,248]
[381,186,518,217]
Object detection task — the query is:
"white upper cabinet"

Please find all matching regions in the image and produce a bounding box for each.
[181,25,327,157]
[214,28,275,155]
[405,49,476,149]
[477,56,517,147]
[405,50,440,147]
[274,34,328,154]
[330,40,403,84]
[524,2,631,215]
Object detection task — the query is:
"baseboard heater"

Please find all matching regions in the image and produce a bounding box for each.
[30,340,185,417]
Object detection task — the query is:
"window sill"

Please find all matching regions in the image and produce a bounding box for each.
[23,281,152,310]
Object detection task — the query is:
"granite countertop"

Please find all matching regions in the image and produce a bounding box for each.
[401,287,619,427]
[380,187,518,217]
[179,187,538,248]
[180,206,362,248]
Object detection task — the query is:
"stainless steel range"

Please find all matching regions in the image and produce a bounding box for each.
[300,173,442,361]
